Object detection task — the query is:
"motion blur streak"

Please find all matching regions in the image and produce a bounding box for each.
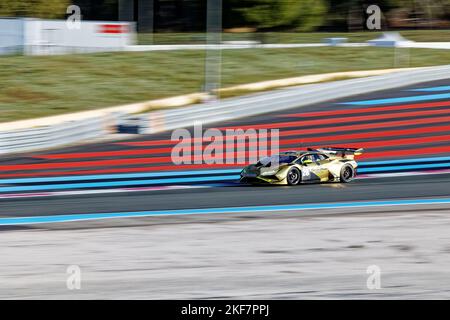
[341,93,450,105]
[2,156,449,185]
[34,124,450,160]
[118,115,450,147]
[282,100,450,118]
[2,197,450,226]
[221,108,450,130]
[411,86,450,92]
[1,139,450,173]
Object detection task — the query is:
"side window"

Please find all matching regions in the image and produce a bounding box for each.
[316,154,328,162]
[296,154,314,164]
[296,156,305,164]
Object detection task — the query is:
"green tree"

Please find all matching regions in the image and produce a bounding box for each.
[238,0,328,31]
[0,0,69,19]
[386,0,450,19]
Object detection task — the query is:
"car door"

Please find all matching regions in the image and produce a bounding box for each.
[312,154,331,181]
[297,154,322,182]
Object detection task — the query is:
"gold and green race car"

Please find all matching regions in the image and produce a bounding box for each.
[240,147,364,185]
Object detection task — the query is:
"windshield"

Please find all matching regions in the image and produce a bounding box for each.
[257,155,297,166]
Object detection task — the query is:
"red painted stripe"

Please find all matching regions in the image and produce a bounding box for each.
[306,134,450,150]
[0,156,171,172]
[3,134,450,172]
[281,100,450,118]
[221,108,450,130]
[36,124,450,160]
[360,145,450,159]
[37,147,175,159]
[118,115,450,147]
[117,140,174,147]
[1,146,450,179]
[281,125,450,145]
[1,151,269,172]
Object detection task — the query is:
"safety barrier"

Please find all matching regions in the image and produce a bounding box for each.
[0,117,109,155]
[138,65,450,134]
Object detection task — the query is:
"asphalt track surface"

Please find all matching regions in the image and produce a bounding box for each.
[1,174,450,218]
[1,79,450,225]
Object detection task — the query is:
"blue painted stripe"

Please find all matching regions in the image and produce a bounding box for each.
[2,197,450,225]
[3,156,450,185]
[1,157,450,193]
[2,162,449,194]
[358,161,450,173]
[340,93,450,105]
[0,169,242,185]
[0,175,239,192]
[360,156,450,166]
[410,86,450,92]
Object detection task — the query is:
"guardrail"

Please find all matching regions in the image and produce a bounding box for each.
[0,117,109,155]
[139,65,450,134]
[1,65,449,155]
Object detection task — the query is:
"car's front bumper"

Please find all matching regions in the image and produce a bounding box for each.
[240,174,286,185]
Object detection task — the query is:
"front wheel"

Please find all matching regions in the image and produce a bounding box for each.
[340,165,355,183]
[287,167,301,185]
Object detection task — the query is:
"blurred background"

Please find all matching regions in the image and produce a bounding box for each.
[1,0,449,32]
[0,1,449,128]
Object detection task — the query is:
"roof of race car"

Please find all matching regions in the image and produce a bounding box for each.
[279,150,321,157]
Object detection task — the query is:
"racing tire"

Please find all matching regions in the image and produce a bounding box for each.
[287,167,301,185]
[340,165,355,183]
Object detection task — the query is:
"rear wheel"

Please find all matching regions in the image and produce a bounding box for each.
[287,167,301,185]
[340,165,355,183]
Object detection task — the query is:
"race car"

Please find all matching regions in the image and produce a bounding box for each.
[240,147,363,185]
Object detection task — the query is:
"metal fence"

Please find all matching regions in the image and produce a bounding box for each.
[0,117,108,155]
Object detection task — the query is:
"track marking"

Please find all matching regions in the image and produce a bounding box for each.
[2,197,450,225]
[0,175,239,193]
[0,185,216,200]
[117,115,450,147]
[281,100,450,118]
[3,135,450,172]
[0,169,241,184]
[2,146,450,178]
[1,169,450,199]
[2,157,450,185]
[340,93,450,105]
[34,124,450,160]
[409,86,450,92]
[221,108,450,130]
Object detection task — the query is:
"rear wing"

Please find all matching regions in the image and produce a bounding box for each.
[315,147,364,159]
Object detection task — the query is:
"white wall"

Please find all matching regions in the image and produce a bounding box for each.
[0,18,136,55]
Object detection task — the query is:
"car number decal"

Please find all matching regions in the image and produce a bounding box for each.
[302,168,311,179]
